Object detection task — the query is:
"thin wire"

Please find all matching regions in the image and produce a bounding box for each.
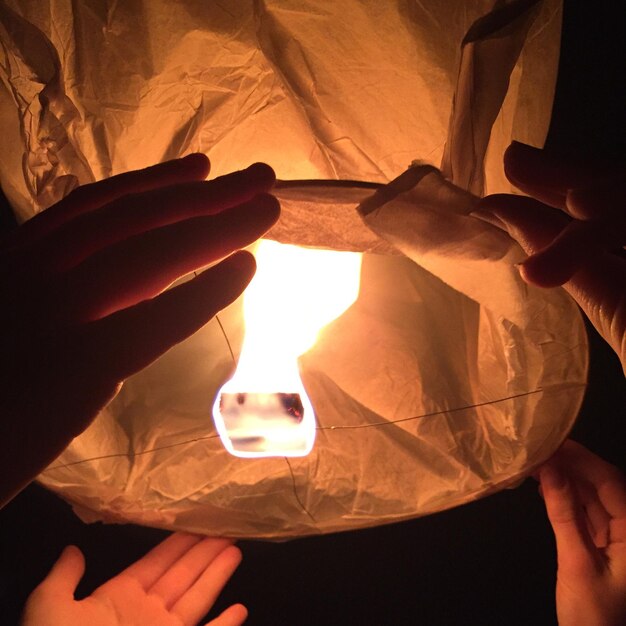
[215,314,236,363]
[284,457,316,522]
[317,386,552,431]
[195,267,236,364]
[46,433,222,470]
[42,384,584,472]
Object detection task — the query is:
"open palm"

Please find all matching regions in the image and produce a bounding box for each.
[21,533,248,626]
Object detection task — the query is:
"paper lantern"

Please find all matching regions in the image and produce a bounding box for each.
[0,0,587,538]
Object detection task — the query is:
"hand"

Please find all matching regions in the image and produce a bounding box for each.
[538,440,626,626]
[472,142,626,369]
[21,532,247,626]
[0,154,279,506]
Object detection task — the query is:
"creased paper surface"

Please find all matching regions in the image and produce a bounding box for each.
[0,0,586,539]
[0,0,558,217]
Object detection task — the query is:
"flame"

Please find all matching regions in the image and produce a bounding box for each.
[213,239,362,457]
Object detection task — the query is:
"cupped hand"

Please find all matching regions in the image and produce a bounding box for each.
[472,142,626,369]
[538,440,626,626]
[0,154,279,506]
[21,532,247,626]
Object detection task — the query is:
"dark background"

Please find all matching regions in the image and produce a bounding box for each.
[1,1,624,624]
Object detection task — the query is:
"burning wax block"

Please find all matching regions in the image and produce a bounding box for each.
[212,239,362,458]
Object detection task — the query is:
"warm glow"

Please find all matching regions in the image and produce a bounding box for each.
[213,240,362,457]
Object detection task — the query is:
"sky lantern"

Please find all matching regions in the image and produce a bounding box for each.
[0,0,587,538]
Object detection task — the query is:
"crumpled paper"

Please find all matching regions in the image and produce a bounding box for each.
[0,0,587,539]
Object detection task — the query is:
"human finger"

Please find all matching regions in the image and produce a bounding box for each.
[36,545,85,597]
[473,195,616,288]
[472,193,626,363]
[12,154,211,249]
[149,537,234,610]
[120,533,203,590]
[172,545,243,625]
[38,163,276,273]
[205,603,249,626]
[567,176,626,220]
[520,172,626,287]
[557,441,626,522]
[471,193,569,254]
[59,194,279,322]
[540,461,603,577]
[518,217,623,287]
[575,479,612,549]
[475,177,626,287]
[504,141,625,210]
[78,251,256,382]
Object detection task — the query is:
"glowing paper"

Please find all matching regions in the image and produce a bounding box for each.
[0,0,588,540]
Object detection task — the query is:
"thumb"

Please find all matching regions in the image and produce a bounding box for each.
[472,193,568,256]
[539,463,603,578]
[38,545,86,597]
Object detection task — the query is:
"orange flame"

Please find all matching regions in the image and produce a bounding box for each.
[213,240,362,457]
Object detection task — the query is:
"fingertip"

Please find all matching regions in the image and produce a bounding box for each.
[57,544,85,568]
[224,544,243,566]
[506,140,536,158]
[43,544,85,594]
[211,602,248,626]
[222,250,257,284]
[503,141,545,185]
[503,143,569,208]
[193,251,257,310]
[253,192,281,226]
[566,185,624,221]
[188,251,258,315]
[208,542,243,572]
[246,162,276,187]
[182,153,211,179]
[64,544,83,557]
[565,188,592,220]
[232,602,249,623]
[518,253,573,288]
[517,258,547,286]
[504,141,536,183]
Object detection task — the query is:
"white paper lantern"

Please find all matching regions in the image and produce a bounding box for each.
[0,0,587,539]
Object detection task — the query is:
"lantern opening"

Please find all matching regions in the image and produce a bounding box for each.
[212,239,362,457]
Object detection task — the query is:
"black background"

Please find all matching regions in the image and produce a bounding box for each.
[1,1,625,624]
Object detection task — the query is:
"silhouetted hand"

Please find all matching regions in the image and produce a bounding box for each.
[0,154,279,506]
[539,440,626,626]
[21,533,247,626]
[473,141,626,369]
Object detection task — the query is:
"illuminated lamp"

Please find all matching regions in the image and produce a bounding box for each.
[0,0,586,538]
